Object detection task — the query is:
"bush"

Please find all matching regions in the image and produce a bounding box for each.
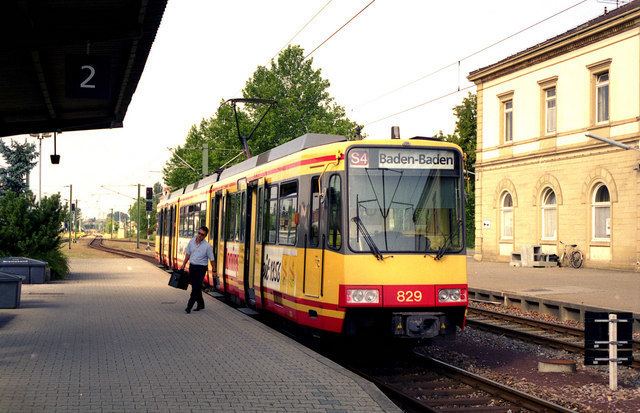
[0,191,69,279]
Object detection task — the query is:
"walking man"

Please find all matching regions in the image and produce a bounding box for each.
[180,226,215,313]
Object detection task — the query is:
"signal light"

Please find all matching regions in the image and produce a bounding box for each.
[145,187,153,200]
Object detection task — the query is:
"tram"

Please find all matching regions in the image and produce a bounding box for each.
[156,133,468,339]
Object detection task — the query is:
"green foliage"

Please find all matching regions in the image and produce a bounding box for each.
[163,45,361,189]
[440,92,477,248]
[0,139,38,194]
[0,192,69,279]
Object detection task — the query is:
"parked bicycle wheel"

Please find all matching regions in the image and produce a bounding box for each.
[570,251,583,268]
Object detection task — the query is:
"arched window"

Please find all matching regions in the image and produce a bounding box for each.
[501,192,513,240]
[541,188,557,240]
[592,184,611,240]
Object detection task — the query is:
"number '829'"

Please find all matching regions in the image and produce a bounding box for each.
[396,290,423,302]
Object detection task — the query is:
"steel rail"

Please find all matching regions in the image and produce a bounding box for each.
[413,353,575,413]
[467,306,640,369]
[88,237,158,265]
[349,353,573,412]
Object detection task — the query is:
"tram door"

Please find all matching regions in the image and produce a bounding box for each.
[253,179,267,309]
[217,190,227,293]
[209,192,222,290]
[158,209,164,265]
[243,181,257,306]
[304,176,323,297]
[168,206,176,268]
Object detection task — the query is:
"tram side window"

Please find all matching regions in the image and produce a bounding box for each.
[278,181,298,246]
[240,191,246,242]
[198,201,207,233]
[256,188,264,243]
[225,194,237,241]
[210,197,217,238]
[156,212,162,236]
[310,177,320,247]
[179,207,186,237]
[267,185,278,244]
[327,174,342,250]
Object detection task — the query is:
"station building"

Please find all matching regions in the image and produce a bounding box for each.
[468,2,640,270]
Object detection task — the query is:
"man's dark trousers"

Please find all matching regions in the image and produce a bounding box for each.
[187,264,207,310]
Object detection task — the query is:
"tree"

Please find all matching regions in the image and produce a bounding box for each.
[0,139,38,194]
[163,45,361,189]
[0,192,69,278]
[439,92,477,248]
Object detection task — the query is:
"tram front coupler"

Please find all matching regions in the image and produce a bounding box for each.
[390,312,449,338]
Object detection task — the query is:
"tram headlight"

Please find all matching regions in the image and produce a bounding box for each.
[364,290,378,303]
[346,288,380,304]
[437,288,467,303]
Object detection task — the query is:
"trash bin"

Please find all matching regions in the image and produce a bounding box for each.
[0,272,21,308]
[0,257,50,284]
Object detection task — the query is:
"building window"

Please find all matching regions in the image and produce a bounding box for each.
[595,72,609,123]
[592,184,611,241]
[545,88,556,133]
[504,100,513,142]
[500,192,513,240]
[541,188,557,240]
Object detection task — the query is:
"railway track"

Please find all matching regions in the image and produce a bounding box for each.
[352,351,573,412]
[467,305,640,368]
[88,237,158,265]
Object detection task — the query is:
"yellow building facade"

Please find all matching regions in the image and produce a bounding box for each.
[468,4,640,270]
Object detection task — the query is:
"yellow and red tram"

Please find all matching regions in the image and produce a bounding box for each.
[156,133,468,338]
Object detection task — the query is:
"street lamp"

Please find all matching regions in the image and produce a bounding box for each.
[585,133,638,151]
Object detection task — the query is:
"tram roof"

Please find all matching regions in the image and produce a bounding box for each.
[0,0,167,137]
[164,133,347,201]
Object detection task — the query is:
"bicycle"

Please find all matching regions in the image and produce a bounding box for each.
[558,241,584,268]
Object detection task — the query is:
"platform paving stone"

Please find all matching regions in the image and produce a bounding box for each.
[0,258,400,412]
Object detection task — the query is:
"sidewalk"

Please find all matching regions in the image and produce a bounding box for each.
[0,258,399,412]
[467,256,640,314]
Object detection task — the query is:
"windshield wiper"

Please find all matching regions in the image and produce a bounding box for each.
[435,219,462,260]
[351,216,384,261]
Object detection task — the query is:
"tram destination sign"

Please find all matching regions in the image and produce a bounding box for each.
[349,148,455,170]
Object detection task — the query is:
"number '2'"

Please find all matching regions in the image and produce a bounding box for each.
[80,65,96,89]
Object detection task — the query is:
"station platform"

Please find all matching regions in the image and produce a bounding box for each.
[0,258,399,412]
[467,255,640,328]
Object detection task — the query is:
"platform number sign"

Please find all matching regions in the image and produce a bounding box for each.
[66,55,110,99]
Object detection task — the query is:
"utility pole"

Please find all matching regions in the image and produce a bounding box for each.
[74,199,78,242]
[68,185,72,250]
[29,133,52,203]
[110,208,114,239]
[146,212,150,250]
[137,184,141,249]
[202,144,208,177]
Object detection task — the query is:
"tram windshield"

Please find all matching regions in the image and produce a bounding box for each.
[347,147,463,254]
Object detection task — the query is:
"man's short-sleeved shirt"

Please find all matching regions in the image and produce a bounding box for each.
[186,237,214,265]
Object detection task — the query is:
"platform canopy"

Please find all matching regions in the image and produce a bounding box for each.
[0,0,168,138]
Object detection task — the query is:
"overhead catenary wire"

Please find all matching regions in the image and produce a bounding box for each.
[272,0,334,61]
[354,0,590,110]
[364,85,475,127]
[304,0,376,60]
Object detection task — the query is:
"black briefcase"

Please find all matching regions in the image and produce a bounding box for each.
[168,270,189,290]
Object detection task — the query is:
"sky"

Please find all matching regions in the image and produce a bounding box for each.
[2,0,619,218]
